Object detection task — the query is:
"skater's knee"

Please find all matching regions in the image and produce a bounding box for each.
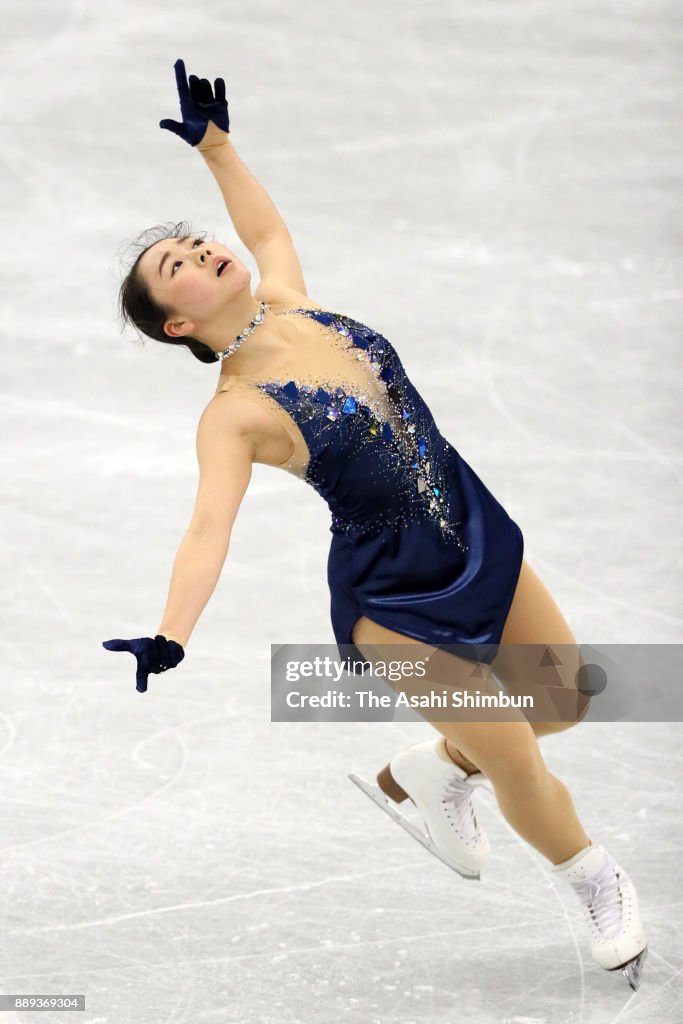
[533,702,590,737]
[540,688,591,733]
[576,688,591,723]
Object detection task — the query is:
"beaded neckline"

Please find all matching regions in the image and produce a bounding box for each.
[214,300,270,362]
[216,306,333,381]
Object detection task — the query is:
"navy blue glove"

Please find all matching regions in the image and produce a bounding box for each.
[102,635,185,693]
[159,58,230,146]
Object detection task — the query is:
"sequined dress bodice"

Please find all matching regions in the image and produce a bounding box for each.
[215,307,465,547]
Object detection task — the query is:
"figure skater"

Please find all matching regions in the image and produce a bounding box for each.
[103,59,647,990]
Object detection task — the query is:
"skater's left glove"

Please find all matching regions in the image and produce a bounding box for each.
[102,635,185,693]
[160,58,230,147]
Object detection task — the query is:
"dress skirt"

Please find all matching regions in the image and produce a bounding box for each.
[328,444,524,668]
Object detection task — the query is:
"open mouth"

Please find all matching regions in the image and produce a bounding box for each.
[216,259,232,277]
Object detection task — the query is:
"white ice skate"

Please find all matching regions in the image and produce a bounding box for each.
[349,737,492,880]
[552,842,648,991]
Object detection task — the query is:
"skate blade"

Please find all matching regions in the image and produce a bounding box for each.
[615,946,647,992]
[348,772,480,881]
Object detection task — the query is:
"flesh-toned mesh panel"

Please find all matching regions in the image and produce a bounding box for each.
[214,308,402,479]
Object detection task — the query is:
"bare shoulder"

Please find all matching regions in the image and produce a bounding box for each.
[254,280,325,311]
[198,385,291,464]
[199,387,266,441]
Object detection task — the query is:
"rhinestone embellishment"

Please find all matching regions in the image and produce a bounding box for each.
[215,301,269,362]
[248,309,464,546]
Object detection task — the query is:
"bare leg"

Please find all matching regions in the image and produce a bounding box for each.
[352,560,591,865]
[447,560,590,764]
[439,719,591,866]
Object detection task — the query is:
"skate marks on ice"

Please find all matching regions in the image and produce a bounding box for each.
[349,772,659,1013]
[1,0,682,1018]
[477,787,683,1024]
[607,950,683,1024]
[356,762,588,1023]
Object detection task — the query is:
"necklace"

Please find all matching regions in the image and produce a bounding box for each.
[215,301,270,362]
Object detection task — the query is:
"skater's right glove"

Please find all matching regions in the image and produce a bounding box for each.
[160,58,230,147]
[102,635,185,694]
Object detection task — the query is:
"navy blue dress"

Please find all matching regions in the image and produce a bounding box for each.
[216,307,524,667]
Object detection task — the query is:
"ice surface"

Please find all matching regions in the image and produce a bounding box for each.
[1,0,681,1021]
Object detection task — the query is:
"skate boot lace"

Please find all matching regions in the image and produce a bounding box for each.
[571,858,624,938]
[441,775,479,842]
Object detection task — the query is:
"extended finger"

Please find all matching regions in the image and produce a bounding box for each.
[173,58,190,100]
[102,639,131,652]
[136,668,149,694]
[214,78,226,103]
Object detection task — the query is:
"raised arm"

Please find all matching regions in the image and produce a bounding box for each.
[201,135,307,295]
[160,59,306,294]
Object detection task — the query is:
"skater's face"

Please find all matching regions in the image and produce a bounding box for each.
[138,235,251,337]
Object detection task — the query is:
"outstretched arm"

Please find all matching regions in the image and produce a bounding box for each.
[160,59,306,294]
[156,394,255,647]
[103,394,255,692]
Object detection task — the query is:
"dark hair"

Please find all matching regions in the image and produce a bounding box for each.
[117,221,217,364]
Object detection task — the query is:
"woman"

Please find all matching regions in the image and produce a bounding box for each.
[103,59,647,991]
